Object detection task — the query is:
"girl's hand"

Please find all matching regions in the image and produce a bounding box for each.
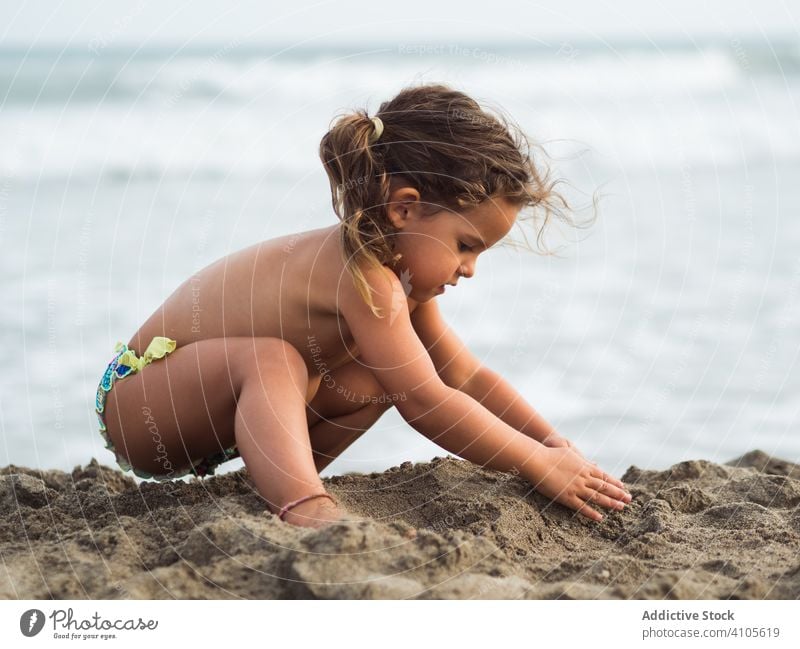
[541,433,584,458]
[529,446,631,522]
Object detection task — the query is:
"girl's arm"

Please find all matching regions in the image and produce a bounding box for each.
[338,267,630,521]
[409,297,571,449]
[458,366,574,449]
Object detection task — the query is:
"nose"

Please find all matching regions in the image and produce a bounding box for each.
[459,259,475,279]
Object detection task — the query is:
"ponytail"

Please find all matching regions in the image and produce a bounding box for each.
[319,109,394,317]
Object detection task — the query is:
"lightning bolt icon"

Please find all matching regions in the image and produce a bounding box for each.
[28,611,38,632]
[389,268,413,326]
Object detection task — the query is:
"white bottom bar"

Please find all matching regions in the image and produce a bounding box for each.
[2,600,798,648]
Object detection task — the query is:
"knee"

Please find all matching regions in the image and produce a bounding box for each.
[235,337,308,389]
[307,363,396,427]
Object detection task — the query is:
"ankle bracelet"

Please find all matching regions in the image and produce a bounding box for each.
[277,493,337,521]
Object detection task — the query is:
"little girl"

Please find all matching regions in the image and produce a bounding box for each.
[95,83,631,528]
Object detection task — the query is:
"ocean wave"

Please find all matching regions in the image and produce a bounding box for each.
[1,40,797,106]
[1,40,798,181]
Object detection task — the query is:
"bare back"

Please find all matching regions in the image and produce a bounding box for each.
[128,223,418,400]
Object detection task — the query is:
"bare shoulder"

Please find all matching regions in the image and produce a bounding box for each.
[337,262,406,317]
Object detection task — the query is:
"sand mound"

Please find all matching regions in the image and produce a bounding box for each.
[1,450,798,599]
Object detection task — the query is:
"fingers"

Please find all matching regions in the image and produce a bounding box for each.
[582,489,626,512]
[589,464,627,491]
[580,471,633,520]
[567,487,627,523]
[589,466,630,495]
[539,450,633,522]
[567,496,604,522]
[586,476,632,504]
[575,469,633,521]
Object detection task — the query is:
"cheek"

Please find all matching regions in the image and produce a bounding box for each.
[398,239,428,266]
[398,237,453,282]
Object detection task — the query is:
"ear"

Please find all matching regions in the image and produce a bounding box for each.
[386,186,421,230]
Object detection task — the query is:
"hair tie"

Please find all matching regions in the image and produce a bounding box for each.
[368,116,384,143]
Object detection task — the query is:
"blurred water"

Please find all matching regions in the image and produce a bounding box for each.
[1,38,798,480]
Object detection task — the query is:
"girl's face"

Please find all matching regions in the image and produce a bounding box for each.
[386,187,520,302]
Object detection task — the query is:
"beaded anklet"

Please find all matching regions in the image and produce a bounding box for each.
[277,493,337,521]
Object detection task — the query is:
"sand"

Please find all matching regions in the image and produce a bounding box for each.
[1,450,799,599]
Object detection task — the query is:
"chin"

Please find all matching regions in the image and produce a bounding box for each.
[424,289,443,302]
[408,290,432,303]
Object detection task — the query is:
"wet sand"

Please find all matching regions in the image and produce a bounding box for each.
[1,450,798,599]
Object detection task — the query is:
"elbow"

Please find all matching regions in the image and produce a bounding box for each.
[395,380,455,423]
[442,362,484,394]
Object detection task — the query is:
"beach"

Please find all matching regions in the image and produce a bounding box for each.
[4,42,800,479]
[1,450,798,599]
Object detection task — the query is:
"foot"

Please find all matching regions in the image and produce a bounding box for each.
[278,496,361,528]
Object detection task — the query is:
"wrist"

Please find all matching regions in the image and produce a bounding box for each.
[519,438,550,483]
[519,415,560,445]
[541,432,567,447]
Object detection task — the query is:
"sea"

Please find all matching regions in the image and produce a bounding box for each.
[1,37,799,482]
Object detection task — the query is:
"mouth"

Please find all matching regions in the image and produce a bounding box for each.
[435,285,445,294]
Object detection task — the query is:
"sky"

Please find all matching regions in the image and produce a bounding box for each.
[1,0,797,48]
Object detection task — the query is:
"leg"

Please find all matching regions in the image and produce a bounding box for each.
[305,360,395,473]
[233,340,329,517]
[104,337,341,527]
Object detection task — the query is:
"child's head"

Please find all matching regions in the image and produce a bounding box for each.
[319,83,579,315]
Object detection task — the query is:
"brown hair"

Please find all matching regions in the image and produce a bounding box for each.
[319,82,596,317]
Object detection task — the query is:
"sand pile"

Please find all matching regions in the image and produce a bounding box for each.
[1,450,799,599]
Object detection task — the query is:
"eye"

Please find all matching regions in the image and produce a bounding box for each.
[458,241,472,252]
